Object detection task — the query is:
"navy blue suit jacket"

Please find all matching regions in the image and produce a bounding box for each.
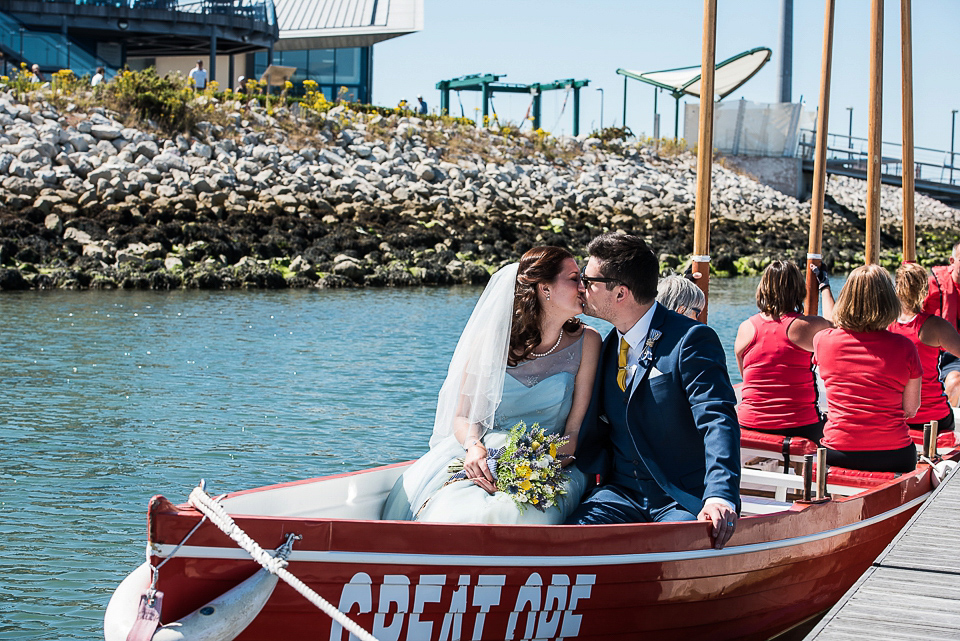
[576,304,742,515]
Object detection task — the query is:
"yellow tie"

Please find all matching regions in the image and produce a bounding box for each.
[617,337,630,392]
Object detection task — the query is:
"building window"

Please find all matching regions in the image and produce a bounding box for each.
[252,46,368,102]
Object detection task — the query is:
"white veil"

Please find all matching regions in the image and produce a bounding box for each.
[429,262,519,448]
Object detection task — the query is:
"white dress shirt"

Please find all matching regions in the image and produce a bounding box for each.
[617,302,658,392]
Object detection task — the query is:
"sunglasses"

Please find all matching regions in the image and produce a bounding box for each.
[580,266,620,287]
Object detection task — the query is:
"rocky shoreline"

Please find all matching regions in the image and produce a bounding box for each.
[0,89,958,291]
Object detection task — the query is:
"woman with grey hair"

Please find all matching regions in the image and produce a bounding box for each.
[656,274,705,320]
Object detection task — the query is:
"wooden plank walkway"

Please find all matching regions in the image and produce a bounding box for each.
[804,464,960,640]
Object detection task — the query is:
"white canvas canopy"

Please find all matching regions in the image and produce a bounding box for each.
[618,47,771,101]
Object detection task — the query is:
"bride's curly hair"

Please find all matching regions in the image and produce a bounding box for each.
[509,246,583,365]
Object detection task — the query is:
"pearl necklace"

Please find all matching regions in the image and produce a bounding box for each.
[531,329,563,358]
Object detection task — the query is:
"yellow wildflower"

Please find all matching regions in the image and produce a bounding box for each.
[549,443,558,457]
[520,479,532,491]
[516,464,531,478]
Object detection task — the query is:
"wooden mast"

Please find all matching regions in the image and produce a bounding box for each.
[865,0,884,265]
[693,0,717,323]
[805,0,836,315]
[900,0,916,262]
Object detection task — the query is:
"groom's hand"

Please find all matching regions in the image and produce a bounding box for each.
[698,501,737,550]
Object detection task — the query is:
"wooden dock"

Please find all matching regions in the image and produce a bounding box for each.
[804,464,960,640]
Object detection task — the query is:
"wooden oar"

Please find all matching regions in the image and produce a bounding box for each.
[901,0,916,262]
[693,0,717,323]
[865,0,884,265]
[805,0,836,315]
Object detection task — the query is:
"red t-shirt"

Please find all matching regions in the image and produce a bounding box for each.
[887,313,952,423]
[813,328,921,451]
[738,313,820,430]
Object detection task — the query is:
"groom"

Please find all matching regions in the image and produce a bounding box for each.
[567,233,741,549]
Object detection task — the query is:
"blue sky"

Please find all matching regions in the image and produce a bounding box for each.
[374,0,959,156]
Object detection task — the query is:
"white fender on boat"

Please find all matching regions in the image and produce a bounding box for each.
[152,568,279,641]
[103,562,279,641]
[932,459,959,487]
[104,561,153,641]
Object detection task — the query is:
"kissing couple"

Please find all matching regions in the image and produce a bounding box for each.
[382,233,741,550]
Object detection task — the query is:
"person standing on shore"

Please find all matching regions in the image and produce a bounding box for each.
[567,233,741,550]
[188,60,207,90]
[922,241,960,407]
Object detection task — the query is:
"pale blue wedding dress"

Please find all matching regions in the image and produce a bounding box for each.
[381,334,588,525]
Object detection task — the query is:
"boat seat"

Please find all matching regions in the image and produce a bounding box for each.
[740,428,819,483]
[740,467,865,499]
[823,466,901,489]
[740,494,793,516]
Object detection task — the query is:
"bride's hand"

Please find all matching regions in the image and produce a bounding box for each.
[464,443,497,494]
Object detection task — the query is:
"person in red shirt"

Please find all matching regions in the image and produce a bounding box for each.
[735,260,834,443]
[890,262,960,434]
[922,242,960,406]
[813,264,921,473]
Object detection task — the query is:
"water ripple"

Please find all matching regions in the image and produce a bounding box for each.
[0,282,758,639]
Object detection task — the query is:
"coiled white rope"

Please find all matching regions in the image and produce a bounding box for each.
[187,484,379,641]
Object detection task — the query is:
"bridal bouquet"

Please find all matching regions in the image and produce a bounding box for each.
[448,421,571,512]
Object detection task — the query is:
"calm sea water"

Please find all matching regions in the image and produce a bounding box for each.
[0,279,761,640]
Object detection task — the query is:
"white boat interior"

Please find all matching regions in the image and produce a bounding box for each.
[216,461,876,522]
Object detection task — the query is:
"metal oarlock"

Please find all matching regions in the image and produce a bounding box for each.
[802,454,813,502]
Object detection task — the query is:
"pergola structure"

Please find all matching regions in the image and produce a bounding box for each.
[436,73,590,135]
[617,46,771,138]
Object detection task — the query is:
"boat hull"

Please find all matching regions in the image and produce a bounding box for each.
[119,459,936,641]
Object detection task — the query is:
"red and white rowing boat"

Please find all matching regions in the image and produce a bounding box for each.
[104,430,959,641]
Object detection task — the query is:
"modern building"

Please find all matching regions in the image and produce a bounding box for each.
[251,0,424,102]
[0,0,422,105]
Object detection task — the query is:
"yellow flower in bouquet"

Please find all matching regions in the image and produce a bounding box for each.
[447,422,572,512]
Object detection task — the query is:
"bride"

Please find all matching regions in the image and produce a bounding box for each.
[381,246,601,524]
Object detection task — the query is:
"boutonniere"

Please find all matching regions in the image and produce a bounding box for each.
[639,329,662,368]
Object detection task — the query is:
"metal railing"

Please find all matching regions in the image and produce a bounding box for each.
[39,0,277,25]
[797,129,958,186]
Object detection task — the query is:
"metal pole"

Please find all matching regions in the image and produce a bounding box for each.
[951,110,957,185]
[622,75,627,130]
[653,89,659,138]
[865,0,884,265]
[779,0,794,103]
[481,82,490,125]
[596,87,604,130]
[209,28,217,85]
[847,106,853,160]
[573,86,580,136]
[674,94,680,139]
